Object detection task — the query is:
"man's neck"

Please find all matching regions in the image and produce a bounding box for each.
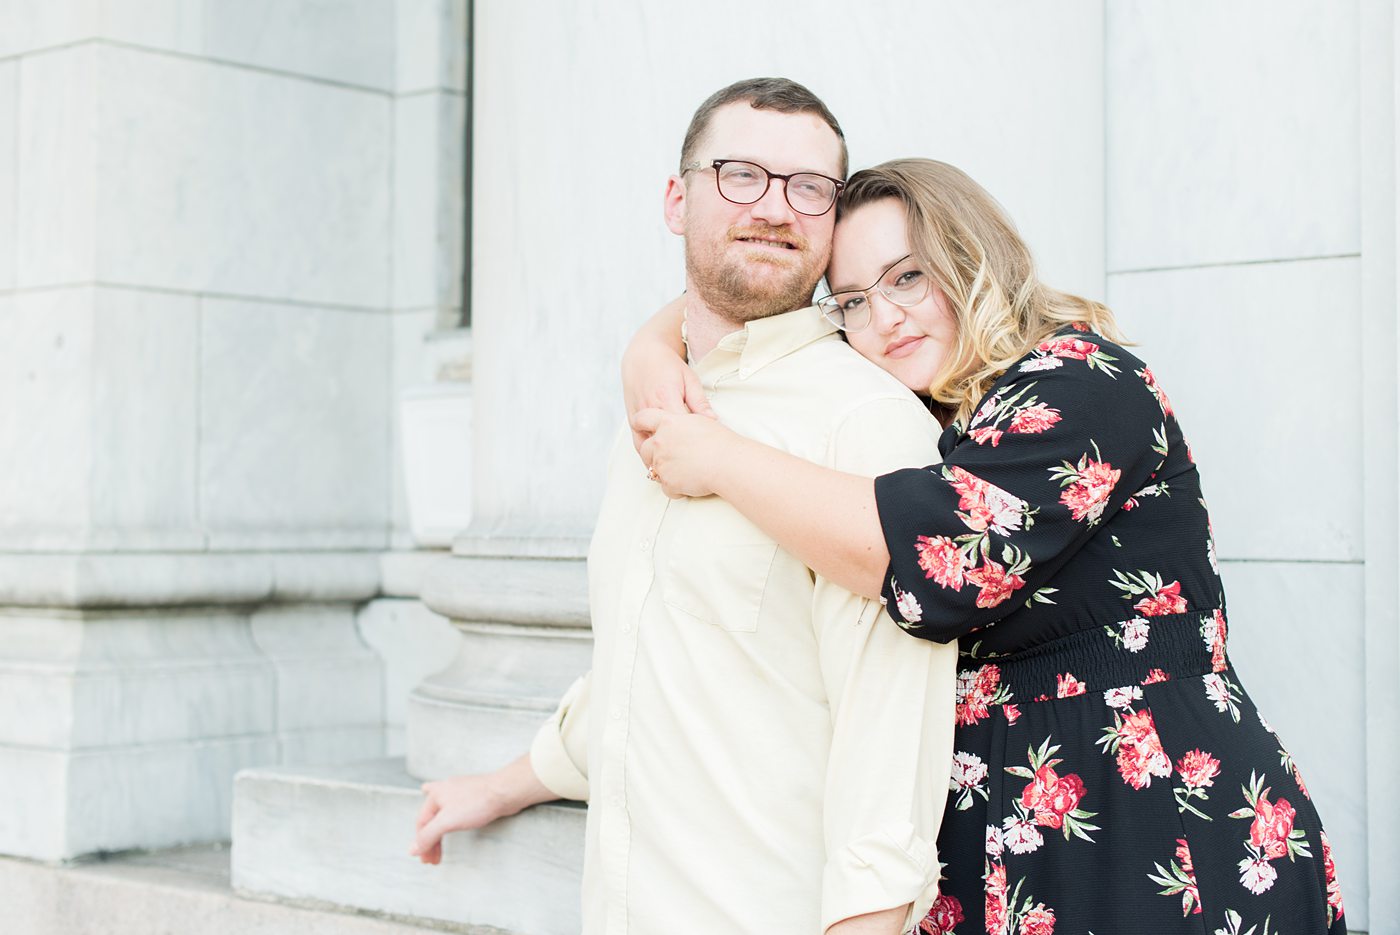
[682,291,745,364]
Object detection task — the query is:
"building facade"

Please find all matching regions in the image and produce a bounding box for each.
[0,2,1394,933]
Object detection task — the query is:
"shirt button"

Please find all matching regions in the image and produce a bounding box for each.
[621,622,634,634]
[639,538,652,552]
[610,707,622,720]
[610,795,622,807]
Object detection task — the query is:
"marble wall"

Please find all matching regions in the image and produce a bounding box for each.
[1,0,1392,925]
[1104,1,1379,927]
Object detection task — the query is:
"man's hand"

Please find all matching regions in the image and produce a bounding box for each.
[410,753,557,864]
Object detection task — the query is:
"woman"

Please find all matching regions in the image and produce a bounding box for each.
[626,159,1345,934]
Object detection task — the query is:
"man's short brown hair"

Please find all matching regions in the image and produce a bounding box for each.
[679,77,848,178]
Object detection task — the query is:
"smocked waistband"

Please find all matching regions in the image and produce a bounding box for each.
[959,609,1228,703]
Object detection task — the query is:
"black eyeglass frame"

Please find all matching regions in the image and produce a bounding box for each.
[683,159,846,217]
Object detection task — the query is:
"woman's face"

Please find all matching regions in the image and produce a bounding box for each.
[826,198,957,394]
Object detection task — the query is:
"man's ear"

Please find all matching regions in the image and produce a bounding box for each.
[663,175,687,235]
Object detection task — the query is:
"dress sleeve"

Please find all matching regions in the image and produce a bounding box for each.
[876,337,1170,642]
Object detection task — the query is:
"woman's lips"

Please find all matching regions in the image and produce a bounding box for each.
[885,335,926,359]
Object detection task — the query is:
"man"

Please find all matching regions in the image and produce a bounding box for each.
[412,78,956,935]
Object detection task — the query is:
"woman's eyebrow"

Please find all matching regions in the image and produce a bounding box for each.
[829,255,908,293]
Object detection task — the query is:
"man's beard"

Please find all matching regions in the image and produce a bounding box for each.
[685,224,826,324]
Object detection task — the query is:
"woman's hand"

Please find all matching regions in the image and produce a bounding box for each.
[621,295,714,455]
[633,407,742,499]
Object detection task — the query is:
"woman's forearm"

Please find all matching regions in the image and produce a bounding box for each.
[712,435,888,600]
[627,295,686,360]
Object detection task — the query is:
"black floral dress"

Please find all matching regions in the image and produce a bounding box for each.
[875,327,1346,935]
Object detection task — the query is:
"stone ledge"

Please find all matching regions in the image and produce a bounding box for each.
[0,551,382,609]
[232,759,583,935]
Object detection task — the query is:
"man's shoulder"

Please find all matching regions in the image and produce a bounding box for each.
[766,336,942,471]
[777,334,917,400]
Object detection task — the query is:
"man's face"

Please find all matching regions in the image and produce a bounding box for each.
[665,103,843,323]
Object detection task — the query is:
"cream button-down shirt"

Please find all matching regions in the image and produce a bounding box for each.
[530,307,956,935]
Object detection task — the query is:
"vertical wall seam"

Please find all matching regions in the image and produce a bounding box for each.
[1101,0,1109,304]
[1359,0,1399,927]
[196,294,207,549]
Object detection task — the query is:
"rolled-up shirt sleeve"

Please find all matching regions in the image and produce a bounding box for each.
[815,395,957,932]
[528,672,591,801]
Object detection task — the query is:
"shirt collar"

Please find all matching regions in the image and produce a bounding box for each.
[689,306,838,385]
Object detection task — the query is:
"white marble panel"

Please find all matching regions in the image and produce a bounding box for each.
[1107,0,1360,271]
[395,0,468,93]
[0,668,74,748]
[0,288,94,548]
[1107,258,1361,562]
[393,91,465,311]
[94,44,390,307]
[0,0,97,60]
[65,736,280,855]
[1219,559,1368,928]
[200,298,390,549]
[16,45,98,288]
[471,1,1105,537]
[830,2,1105,301]
[88,287,201,548]
[0,286,202,551]
[97,0,396,91]
[277,726,385,765]
[0,748,69,860]
[0,609,275,748]
[355,597,459,755]
[249,605,383,732]
[0,61,16,291]
[393,93,439,312]
[390,309,438,546]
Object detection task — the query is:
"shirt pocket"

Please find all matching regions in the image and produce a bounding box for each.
[662,497,779,633]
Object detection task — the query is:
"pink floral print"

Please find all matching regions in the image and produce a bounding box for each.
[1229,772,1311,895]
[1148,837,1203,916]
[919,894,965,935]
[1099,707,1172,790]
[874,327,1345,933]
[1049,444,1121,525]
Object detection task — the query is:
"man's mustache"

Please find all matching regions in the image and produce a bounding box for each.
[727,224,808,252]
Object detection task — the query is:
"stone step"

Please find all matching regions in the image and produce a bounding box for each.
[231,758,584,935]
[0,844,505,935]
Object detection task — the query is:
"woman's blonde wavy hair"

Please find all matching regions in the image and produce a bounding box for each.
[838,158,1130,425]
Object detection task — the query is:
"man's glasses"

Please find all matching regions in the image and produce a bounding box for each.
[816,254,931,332]
[682,159,844,217]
